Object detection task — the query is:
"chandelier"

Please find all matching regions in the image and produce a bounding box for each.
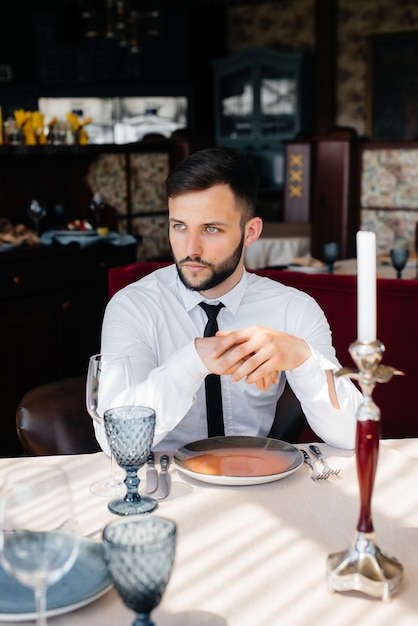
[79,0,163,54]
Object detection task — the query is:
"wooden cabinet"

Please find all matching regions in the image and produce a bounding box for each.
[213,46,313,192]
[0,242,136,456]
[310,130,360,260]
[283,128,361,259]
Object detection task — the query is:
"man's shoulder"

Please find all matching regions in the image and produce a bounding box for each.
[246,270,314,300]
[247,270,295,290]
[142,263,176,283]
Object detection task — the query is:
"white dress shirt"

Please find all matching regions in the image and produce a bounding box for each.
[98,265,362,452]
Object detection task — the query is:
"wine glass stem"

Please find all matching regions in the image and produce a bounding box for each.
[34,585,47,626]
[133,612,154,626]
[110,452,121,487]
[125,467,141,503]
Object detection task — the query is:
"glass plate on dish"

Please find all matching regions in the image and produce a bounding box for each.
[173,436,303,486]
[0,538,112,622]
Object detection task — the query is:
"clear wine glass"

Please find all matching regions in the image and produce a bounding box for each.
[104,405,157,515]
[86,353,135,497]
[27,200,46,236]
[322,241,340,273]
[102,516,176,626]
[0,463,79,626]
[390,247,409,279]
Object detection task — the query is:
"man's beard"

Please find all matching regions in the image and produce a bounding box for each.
[174,234,245,292]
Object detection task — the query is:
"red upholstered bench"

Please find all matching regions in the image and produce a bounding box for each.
[108,262,418,440]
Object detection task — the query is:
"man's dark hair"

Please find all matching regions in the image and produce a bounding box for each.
[165,147,259,224]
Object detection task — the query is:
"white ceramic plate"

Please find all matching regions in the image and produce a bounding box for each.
[0,538,112,622]
[173,436,303,486]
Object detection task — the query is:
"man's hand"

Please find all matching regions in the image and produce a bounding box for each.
[214,326,311,382]
[195,326,311,389]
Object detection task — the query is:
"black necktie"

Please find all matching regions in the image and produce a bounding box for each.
[199,302,225,437]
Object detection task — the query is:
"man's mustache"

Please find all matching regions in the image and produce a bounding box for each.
[178,257,212,268]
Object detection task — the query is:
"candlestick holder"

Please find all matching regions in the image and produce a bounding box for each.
[327,339,404,602]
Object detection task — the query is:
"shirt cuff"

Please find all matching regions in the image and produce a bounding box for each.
[165,340,209,382]
[291,343,338,379]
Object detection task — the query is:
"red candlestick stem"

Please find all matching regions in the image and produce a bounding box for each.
[356,417,381,533]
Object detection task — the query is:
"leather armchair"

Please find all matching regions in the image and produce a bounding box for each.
[16,376,100,456]
[268,381,307,443]
[16,375,306,456]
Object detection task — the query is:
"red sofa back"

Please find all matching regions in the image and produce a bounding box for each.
[108,262,418,439]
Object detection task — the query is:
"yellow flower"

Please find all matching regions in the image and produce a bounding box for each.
[22,118,36,145]
[66,112,93,144]
[81,116,93,127]
[14,109,30,129]
[66,112,80,131]
[31,111,44,131]
[78,128,89,144]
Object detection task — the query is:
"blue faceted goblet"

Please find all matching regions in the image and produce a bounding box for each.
[390,247,409,279]
[322,241,340,273]
[104,406,157,515]
[102,517,177,626]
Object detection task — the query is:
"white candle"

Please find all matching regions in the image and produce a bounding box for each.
[356,231,377,342]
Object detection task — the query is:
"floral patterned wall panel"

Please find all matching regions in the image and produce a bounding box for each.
[129,152,170,261]
[86,150,171,261]
[337,0,418,136]
[227,0,315,52]
[86,153,128,216]
[360,148,418,254]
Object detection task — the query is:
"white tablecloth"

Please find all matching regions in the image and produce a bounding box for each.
[244,222,311,269]
[332,258,418,280]
[0,439,417,625]
[245,235,310,269]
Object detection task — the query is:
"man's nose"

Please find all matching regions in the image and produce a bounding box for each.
[185,233,203,257]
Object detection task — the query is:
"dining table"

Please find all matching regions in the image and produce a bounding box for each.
[0,438,417,626]
[244,222,311,269]
[325,257,418,280]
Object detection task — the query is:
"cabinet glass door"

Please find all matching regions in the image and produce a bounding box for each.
[260,64,297,137]
[219,67,253,139]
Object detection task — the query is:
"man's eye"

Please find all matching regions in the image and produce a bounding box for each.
[173,223,185,230]
[206,226,218,233]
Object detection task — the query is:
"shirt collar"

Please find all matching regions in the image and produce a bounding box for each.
[177,267,249,315]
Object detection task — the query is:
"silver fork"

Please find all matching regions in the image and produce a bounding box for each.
[309,445,341,477]
[301,449,329,481]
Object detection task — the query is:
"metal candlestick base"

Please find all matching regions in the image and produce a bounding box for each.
[327,339,404,602]
[327,532,403,602]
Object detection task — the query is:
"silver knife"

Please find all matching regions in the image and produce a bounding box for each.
[146,451,158,494]
[156,454,171,500]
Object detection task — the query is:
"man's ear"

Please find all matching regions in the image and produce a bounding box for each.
[244,217,263,246]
